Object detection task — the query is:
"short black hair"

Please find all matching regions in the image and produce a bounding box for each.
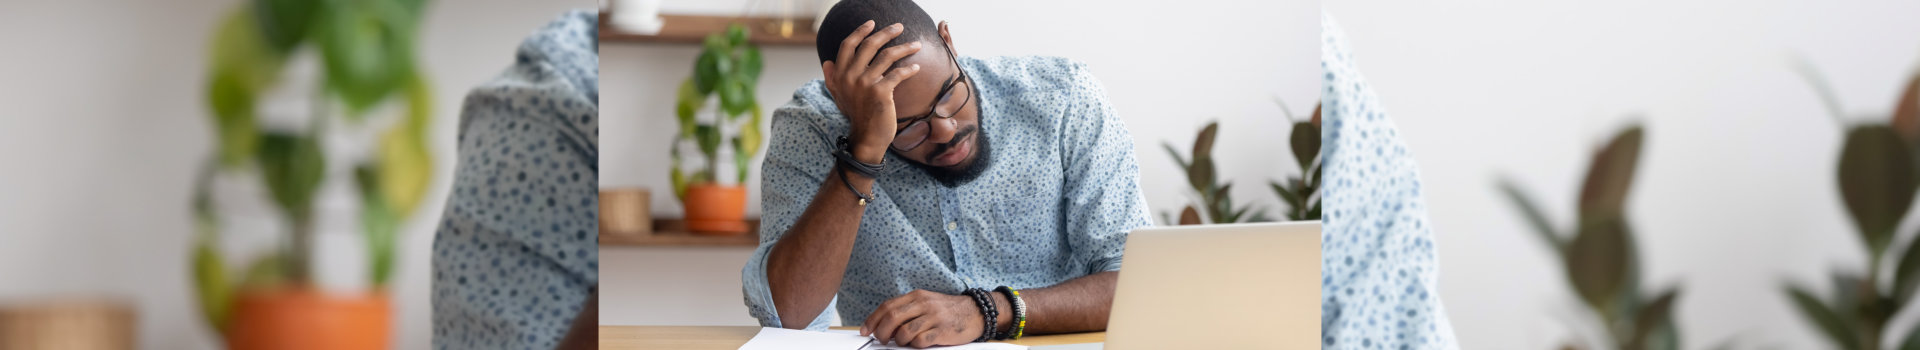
[815,0,942,64]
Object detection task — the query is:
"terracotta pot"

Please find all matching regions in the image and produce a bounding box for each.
[226,287,390,350]
[683,184,749,234]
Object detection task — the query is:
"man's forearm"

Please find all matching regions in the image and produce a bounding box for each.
[991,271,1118,335]
[766,165,874,329]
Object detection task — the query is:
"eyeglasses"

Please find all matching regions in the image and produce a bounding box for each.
[890,43,973,152]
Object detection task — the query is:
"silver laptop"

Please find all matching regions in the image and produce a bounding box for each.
[1039,222,1322,350]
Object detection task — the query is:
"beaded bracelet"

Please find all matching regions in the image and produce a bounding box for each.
[993,286,1027,340]
[963,288,998,342]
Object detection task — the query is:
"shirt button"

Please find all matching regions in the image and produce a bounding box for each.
[947,222,958,230]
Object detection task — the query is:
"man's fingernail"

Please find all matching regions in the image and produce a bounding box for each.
[911,42,922,48]
[912,64,921,70]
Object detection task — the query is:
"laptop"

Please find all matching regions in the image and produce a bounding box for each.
[1037,222,1322,350]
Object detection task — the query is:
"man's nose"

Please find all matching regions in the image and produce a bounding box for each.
[925,117,960,145]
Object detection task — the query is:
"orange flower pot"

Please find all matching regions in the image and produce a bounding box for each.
[226,287,390,350]
[684,184,749,235]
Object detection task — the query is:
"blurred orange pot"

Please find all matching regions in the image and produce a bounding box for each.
[684,184,749,234]
[226,287,390,350]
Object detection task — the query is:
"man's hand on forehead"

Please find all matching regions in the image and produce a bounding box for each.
[821,20,924,164]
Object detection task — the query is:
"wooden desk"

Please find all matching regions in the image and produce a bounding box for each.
[600,325,1104,349]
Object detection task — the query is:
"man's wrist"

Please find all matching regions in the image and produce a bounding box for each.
[851,142,887,164]
[990,290,1013,335]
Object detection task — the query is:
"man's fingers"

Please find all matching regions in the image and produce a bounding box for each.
[863,41,922,83]
[835,20,876,74]
[852,23,904,72]
[896,317,936,349]
[871,299,926,345]
[876,64,922,90]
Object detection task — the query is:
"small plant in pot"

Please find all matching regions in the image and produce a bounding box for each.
[670,24,766,235]
[192,0,433,348]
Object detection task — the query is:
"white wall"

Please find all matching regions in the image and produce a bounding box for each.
[0,1,589,348]
[1326,0,1920,348]
[600,0,1320,326]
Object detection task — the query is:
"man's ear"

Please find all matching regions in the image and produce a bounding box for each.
[938,21,954,51]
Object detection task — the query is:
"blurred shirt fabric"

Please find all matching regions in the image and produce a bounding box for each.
[1319,12,1462,350]
[431,10,598,350]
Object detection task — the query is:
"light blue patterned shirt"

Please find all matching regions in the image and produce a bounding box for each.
[432,10,598,350]
[1321,13,1462,349]
[743,56,1154,330]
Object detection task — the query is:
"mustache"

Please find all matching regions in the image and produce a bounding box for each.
[925,125,977,160]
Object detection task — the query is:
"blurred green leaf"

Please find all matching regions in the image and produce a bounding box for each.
[1289,121,1320,172]
[742,45,764,83]
[1162,143,1188,170]
[720,79,752,117]
[208,7,287,168]
[694,49,723,95]
[1789,284,1864,350]
[1498,178,1565,254]
[356,167,399,288]
[252,0,317,52]
[317,0,417,117]
[237,253,287,290]
[676,78,701,135]
[1900,321,1920,350]
[1892,73,1920,144]
[694,124,722,160]
[376,73,434,217]
[1895,234,1920,304]
[1579,126,1643,220]
[732,137,751,184]
[1627,288,1680,350]
[1272,181,1301,208]
[1188,156,1215,197]
[191,235,231,334]
[1838,125,1917,254]
[739,103,764,158]
[1567,215,1631,310]
[727,23,749,48]
[1192,122,1218,163]
[670,161,688,201]
[1178,206,1201,225]
[257,133,325,225]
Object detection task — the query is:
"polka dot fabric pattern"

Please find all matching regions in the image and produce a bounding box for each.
[431,10,598,350]
[1320,13,1462,350]
[742,56,1155,330]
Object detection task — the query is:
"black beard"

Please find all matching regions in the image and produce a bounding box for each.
[907,123,993,188]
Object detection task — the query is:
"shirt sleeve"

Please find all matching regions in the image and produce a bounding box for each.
[1056,61,1155,275]
[1318,12,1461,350]
[741,93,841,330]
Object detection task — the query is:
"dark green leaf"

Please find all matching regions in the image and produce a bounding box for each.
[1289,121,1321,172]
[1899,321,1920,350]
[257,133,326,225]
[741,45,764,83]
[316,0,417,117]
[1579,125,1643,220]
[1188,156,1215,198]
[1627,288,1680,350]
[676,78,701,135]
[694,49,723,94]
[726,23,749,48]
[1567,215,1631,310]
[357,170,399,288]
[252,0,317,52]
[694,124,722,160]
[733,137,752,184]
[1896,234,1920,304]
[1162,143,1188,169]
[720,79,752,117]
[1838,125,1917,254]
[1788,284,1863,350]
[1272,181,1302,207]
[1497,177,1565,254]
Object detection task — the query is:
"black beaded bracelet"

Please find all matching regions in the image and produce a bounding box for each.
[963,288,998,342]
[837,166,874,206]
[993,286,1027,340]
[833,136,885,178]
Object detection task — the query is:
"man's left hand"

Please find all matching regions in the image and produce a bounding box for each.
[860,289,984,348]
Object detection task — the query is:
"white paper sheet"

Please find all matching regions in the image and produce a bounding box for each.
[826,329,1028,350]
[735,327,1030,350]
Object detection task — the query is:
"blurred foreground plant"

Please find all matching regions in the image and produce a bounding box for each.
[1780,62,1920,350]
[1500,124,1684,350]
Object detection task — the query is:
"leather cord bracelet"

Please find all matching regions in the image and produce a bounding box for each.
[833,136,883,206]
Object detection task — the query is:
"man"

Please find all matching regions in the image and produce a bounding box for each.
[740,0,1153,347]
[433,10,599,350]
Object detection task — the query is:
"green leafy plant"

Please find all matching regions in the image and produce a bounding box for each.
[192,0,433,335]
[1162,120,1266,225]
[670,24,766,200]
[1500,125,1684,350]
[1271,103,1322,221]
[1779,63,1920,350]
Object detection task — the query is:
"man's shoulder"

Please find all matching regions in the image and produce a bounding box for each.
[966,55,1091,91]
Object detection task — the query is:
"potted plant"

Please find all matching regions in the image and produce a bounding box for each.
[1779,62,1920,350]
[1499,124,1686,350]
[1270,102,1322,222]
[191,0,433,348]
[669,24,766,235]
[1161,120,1266,225]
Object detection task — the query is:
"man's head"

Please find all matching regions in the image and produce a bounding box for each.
[817,0,991,187]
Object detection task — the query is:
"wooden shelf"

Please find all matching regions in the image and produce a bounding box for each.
[600,218,761,247]
[600,13,817,47]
